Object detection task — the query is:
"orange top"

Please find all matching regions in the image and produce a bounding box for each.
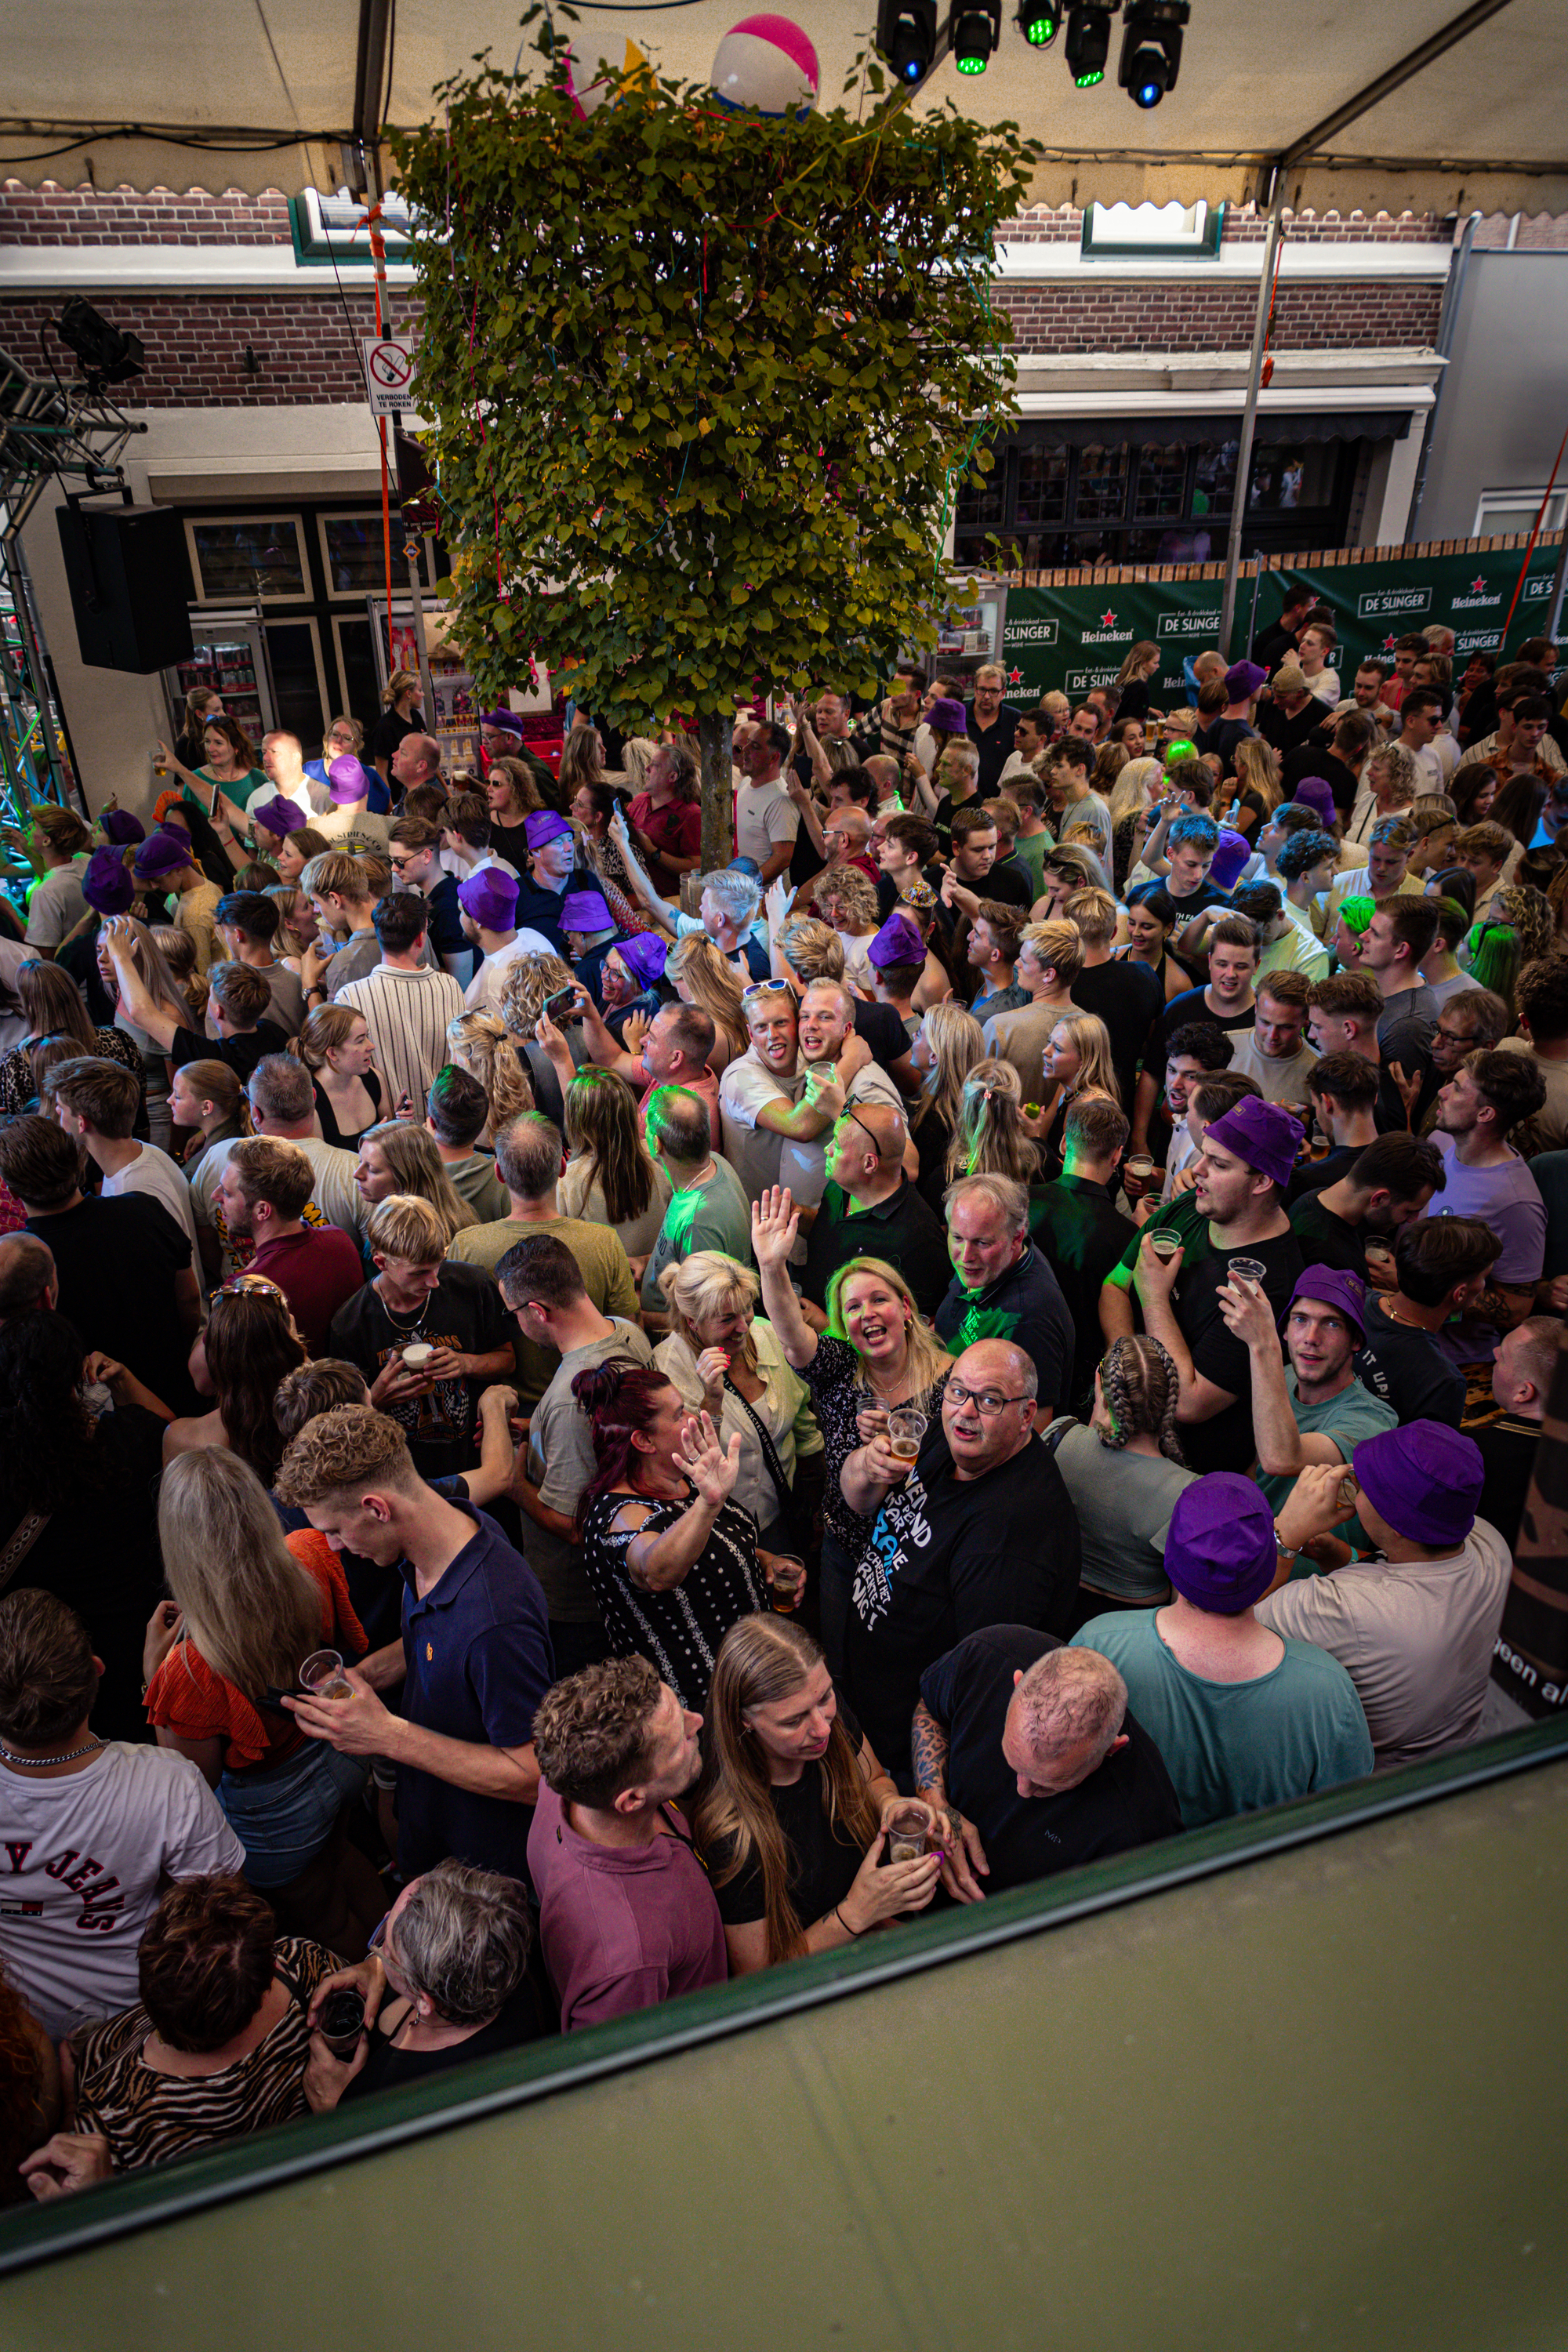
[144,1537,367,1772]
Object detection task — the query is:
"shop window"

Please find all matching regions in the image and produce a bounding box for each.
[1073,444,1129,524]
[1248,441,1338,514]
[186,514,309,604]
[1132,444,1189,521]
[1474,487,1566,535]
[318,512,434,598]
[1192,438,1238,517]
[1014,445,1068,527]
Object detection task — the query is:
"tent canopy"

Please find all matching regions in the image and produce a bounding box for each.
[2,0,1565,214]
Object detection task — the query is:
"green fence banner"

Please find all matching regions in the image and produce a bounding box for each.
[991,531,1563,705]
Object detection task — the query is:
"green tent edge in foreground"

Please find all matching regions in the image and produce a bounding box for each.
[3,1711,1565,2281]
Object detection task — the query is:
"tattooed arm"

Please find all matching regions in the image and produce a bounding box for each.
[912,1695,990,1904]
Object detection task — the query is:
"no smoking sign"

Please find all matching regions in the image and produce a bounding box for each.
[361,337,418,415]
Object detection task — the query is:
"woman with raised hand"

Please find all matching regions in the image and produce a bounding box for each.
[750,1189,952,1679]
[654,1250,819,1555]
[573,1362,773,1711]
[694,1614,939,1974]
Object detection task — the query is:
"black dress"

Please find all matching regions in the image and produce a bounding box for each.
[312,1070,384,1152]
[339,1979,546,2103]
[580,1486,768,1712]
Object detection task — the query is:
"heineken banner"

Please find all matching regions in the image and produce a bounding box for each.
[994,532,1563,704]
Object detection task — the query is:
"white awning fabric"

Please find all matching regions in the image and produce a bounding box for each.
[1,0,1565,215]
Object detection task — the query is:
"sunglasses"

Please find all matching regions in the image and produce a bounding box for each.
[215,1274,285,1302]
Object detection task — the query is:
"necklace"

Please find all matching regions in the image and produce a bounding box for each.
[376,1282,433,1335]
[0,1737,102,1769]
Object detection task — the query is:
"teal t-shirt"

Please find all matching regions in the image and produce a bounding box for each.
[641,1155,753,1313]
[1251,1372,1398,1553]
[1073,1606,1374,1828]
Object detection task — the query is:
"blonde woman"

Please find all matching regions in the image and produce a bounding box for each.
[445,1008,535,1145]
[291,1003,384,1152]
[1026,1011,1120,1169]
[368,666,423,784]
[654,1250,822,1555]
[304,716,365,797]
[909,999,985,1211]
[150,925,208,1027]
[274,826,331,892]
[751,1193,953,1675]
[812,865,880,994]
[666,931,748,1073]
[499,950,584,1127]
[559,1065,671,1272]
[1345,740,1420,852]
[945,1057,1040,1186]
[265,882,320,964]
[1030,840,1110,918]
[94,912,193,1155]
[353,1120,476,1247]
[173,686,225,771]
[168,1058,247,1166]
[1230,738,1282,840]
[694,1615,932,1973]
[144,1449,378,1946]
[1114,640,1161,725]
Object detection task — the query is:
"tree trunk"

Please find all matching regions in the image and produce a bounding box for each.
[697,710,735,876]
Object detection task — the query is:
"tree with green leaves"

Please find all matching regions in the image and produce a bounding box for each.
[394,24,1037,866]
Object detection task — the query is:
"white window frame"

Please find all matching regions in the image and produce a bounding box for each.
[183,512,310,606]
[1474,486,1568,535]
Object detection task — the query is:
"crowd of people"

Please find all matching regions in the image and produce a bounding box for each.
[0,601,1563,2203]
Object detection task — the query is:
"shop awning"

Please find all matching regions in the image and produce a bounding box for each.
[0,0,1564,214]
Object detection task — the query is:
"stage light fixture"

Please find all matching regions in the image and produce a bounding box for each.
[953,0,1003,73]
[54,299,144,390]
[875,0,938,82]
[1119,0,1189,105]
[1018,0,1060,43]
[1065,1,1119,86]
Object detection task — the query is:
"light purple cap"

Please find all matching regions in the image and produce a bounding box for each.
[457,867,520,931]
[327,753,372,806]
[561,887,613,933]
[1163,1475,1278,1614]
[524,809,572,851]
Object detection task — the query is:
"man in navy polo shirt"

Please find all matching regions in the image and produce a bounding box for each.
[279,1404,553,1886]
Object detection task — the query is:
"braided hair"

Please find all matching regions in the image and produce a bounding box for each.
[1097,1335,1186,1465]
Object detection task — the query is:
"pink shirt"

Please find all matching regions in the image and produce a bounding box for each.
[527,1780,727,2031]
[636,1062,722,1152]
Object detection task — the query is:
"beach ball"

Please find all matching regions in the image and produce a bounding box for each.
[710,15,820,114]
[564,34,650,115]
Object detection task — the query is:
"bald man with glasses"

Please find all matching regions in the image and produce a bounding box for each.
[837,1338,1083,1780]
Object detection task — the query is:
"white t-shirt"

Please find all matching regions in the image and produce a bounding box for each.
[24,857,91,949]
[463,931,557,1016]
[734,779,799,869]
[1410,734,1458,793]
[0,1744,243,2038]
[244,777,314,824]
[719,1051,903,1247]
[102,1142,204,1290]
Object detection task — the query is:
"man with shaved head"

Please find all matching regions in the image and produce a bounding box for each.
[839,1338,1083,1774]
[800,1095,949,1318]
[912,1629,1181,1900]
[0,1232,56,1323]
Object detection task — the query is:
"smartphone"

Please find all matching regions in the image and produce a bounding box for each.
[543,986,578,1024]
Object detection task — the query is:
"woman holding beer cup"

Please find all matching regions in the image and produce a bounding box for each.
[695,1614,942,1973]
[751,1191,953,1682]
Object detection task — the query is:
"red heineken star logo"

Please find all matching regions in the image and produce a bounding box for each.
[1472,575,1486,593]
[1007,666,1023,684]
[1383,634,1397,651]
[1101,609,1116,627]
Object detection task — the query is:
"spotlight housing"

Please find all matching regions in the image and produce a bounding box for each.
[1065,1,1119,86]
[54,298,144,389]
[875,0,938,82]
[1118,0,1189,106]
[1018,0,1060,42]
[953,0,1003,72]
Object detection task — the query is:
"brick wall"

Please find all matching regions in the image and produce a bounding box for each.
[0,183,293,244]
[0,292,407,405]
[998,202,1457,244]
[993,276,1443,352]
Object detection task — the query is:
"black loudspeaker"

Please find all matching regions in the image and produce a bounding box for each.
[56,501,194,673]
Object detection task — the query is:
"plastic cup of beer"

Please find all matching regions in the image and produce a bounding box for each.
[1336,1466,1359,1516]
[401,1341,434,1370]
[764,1554,805,1615]
[299,1649,354,1701]
[884,1799,935,1864]
[1147,1228,1183,1263]
[1124,1152,1155,1195]
[1227,1257,1268,1287]
[887,1408,927,1465]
